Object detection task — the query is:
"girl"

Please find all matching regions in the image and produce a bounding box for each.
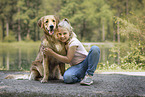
[42,19,100,85]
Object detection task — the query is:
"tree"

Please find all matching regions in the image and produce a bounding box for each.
[59,0,113,42]
[111,15,145,68]
[13,0,26,41]
[0,0,17,41]
[0,0,144,42]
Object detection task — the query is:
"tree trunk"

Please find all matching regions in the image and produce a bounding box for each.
[26,0,30,40]
[107,21,111,40]
[6,19,9,36]
[113,22,116,42]
[117,21,120,43]
[26,22,30,40]
[26,29,30,40]
[102,20,105,41]
[118,48,120,65]
[1,19,5,41]
[18,7,21,41]
[117,5,120,43]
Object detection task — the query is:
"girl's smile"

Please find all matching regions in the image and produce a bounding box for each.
[57,28,70,43]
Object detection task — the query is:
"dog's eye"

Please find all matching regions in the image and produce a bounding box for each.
[58,33,62,35]
[45,21,48,23]
[53,20,55,22]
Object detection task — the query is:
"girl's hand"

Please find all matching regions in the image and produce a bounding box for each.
[42,46,53,56]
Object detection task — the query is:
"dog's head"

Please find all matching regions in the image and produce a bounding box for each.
[38,15,59,35]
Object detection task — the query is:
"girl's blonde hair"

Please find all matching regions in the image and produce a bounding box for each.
[58,18,76,39]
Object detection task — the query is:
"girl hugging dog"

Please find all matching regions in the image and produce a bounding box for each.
[42,18,100,86]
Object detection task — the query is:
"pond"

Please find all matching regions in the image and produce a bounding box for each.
[0,42,117,71]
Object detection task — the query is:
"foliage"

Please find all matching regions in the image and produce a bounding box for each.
[0,0,144,42]
[24,36,34,42]
[4,35,16,42]
[108,15,145,70]
[59,0,113,41]
[0,0,145,71]
[98,61,121,70]
[3,30,16,42]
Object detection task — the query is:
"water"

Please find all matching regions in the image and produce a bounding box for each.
[0,43,114,71]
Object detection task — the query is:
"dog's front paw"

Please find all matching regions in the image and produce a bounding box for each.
[41,78,48,83]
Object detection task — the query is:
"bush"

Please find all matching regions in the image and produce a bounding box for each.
[24,36,34,42]
[4,35,16,42]
[108,15,145,70]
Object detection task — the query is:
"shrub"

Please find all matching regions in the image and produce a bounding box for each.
[108,15,145,70]
[4,35,16,42]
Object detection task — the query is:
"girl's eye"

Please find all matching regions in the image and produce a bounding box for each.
[63,33,67,35]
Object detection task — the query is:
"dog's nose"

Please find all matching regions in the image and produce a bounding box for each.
[50,25,54,29]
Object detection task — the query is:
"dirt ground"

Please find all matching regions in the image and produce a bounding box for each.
[0,71,145,97]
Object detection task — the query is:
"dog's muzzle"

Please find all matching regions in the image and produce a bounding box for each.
[46,25,54,35]
[50,25,54,31]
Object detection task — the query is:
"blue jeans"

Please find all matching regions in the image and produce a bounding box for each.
[63,46,100,83]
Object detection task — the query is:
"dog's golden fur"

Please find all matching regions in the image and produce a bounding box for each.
[29,15,66,83]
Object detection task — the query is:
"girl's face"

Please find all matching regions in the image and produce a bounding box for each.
[57,27,70,43]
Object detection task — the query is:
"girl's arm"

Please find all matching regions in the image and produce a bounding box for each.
[42,46,77,63]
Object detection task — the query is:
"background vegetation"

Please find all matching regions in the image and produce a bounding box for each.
[0,0,145,71]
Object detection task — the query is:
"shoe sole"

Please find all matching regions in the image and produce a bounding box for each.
[80,81,93,86]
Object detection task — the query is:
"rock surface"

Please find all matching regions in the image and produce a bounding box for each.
[0,71,145,97]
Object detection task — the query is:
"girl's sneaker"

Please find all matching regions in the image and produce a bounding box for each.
[80,75,93,86]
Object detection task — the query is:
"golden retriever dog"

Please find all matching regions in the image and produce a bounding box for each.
[29,15,66,83]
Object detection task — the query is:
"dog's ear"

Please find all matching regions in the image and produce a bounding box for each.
[54,15,60,28]
[37,17,44,28]
[63,18,70,24]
